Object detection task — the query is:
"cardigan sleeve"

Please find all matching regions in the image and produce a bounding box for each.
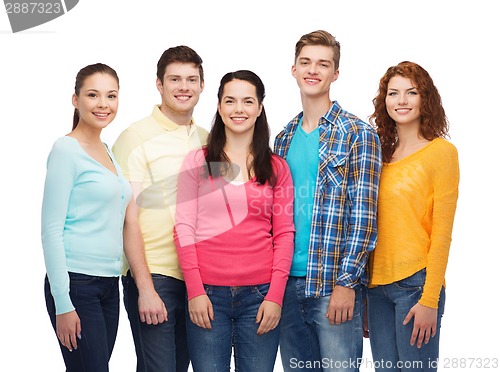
[264,156,295,305]
[41,138,77,315]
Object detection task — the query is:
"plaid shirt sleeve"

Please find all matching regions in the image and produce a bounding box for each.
[336,128,382,287]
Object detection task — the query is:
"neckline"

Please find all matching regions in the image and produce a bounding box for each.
[385,138,440,166]
[64,136,119,177]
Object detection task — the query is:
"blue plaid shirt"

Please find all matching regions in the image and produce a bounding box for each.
[274,101,382,297]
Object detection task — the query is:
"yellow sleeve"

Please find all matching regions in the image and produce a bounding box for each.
[419,140,459,308]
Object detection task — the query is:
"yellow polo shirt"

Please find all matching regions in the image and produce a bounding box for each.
[113,105,208,279]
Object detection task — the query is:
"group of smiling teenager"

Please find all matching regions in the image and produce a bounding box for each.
[41,29,459,372]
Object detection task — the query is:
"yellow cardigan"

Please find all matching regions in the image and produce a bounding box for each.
[369,138,459,308]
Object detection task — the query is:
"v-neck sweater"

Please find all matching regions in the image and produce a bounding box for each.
[41,136,132,314]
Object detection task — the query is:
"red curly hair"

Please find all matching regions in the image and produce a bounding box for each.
[369,61,449,163]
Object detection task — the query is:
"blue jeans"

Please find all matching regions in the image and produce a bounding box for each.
[280,277,365,372]
[44,273,119,372]
[367,269,445,372]
[187,284,280,372]
[122,271,189,372]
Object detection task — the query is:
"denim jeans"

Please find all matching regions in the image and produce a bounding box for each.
[367,269,445,372]
[44,273,119,372]
[279,277,365,372]
[122,271,189,372]
[187,284,280,372]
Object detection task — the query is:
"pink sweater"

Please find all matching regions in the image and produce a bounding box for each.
[174,148,295,305]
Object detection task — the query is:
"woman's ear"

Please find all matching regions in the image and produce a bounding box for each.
[72,93,78,109]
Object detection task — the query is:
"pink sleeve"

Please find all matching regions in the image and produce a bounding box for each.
[265,156,295,306]
[174,150,206,300]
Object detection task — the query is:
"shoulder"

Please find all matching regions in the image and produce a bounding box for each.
[331,101,376,136]
[186,146,207,164]
[271,154,291,173]
[276,113,302,137]
[49,136,78,157]
[46,137,80,173]
[193,124,209,135]
[431,137,458,153]
[427,138,459,164]
[113,115,155,151]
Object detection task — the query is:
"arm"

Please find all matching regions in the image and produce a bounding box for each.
[174,150,212,328]
[41,139,80,350]
[113,129,167,324]
[327,130,382,324]
[404,142,459,347]
[256,157,295,334]
[123,183,167,324]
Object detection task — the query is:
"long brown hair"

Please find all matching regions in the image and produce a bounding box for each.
[205,70,275,186]
[369,61,449,162]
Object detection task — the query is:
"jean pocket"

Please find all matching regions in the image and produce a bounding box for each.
[204,285,213,296]
[253,283,271,300]
[394,269,426,291]
[69,272,98,285]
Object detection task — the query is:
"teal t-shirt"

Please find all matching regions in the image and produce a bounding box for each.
[286,122,319,276]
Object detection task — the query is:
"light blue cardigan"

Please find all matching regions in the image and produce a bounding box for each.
[41,136,131,314]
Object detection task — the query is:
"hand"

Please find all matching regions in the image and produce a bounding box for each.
[56,310,81,352]
[255,300,282,335]
[326,285,355,325]
[138,290,168,325]
[188,295,214,329]
[403,302,437,348]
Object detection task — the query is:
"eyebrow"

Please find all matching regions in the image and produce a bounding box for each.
[84,89,118,93]
[223,95,256,101]
[167,75,199,79]
[388,87,417,91]
[298,57,332,64]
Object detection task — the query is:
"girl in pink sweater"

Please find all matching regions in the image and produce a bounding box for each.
[174,70,294,372]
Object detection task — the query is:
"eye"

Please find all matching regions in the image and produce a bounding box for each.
[88,93,97,98]
[108,94,117,99]
[387,92,397,96]
[244,99,255,105]
[188,78,197,84]
[408,91,418,95]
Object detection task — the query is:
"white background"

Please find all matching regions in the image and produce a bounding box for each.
[1,1,498,371]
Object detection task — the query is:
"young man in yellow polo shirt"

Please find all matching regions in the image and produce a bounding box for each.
[113,45,208,372]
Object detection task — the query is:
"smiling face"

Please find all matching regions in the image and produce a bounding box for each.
[156,62,204,119]
[385,75,422,128]
[218,79,262,138]
[292,45,339,99]
[72,73,119,130]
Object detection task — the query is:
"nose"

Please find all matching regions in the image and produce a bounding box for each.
[179,79,189,91]
[235,101,244,113]
[397,93,408,105]
[97,96,107,108]
[308,62,319,74]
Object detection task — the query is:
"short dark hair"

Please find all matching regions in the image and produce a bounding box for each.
[156,45,204,83]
